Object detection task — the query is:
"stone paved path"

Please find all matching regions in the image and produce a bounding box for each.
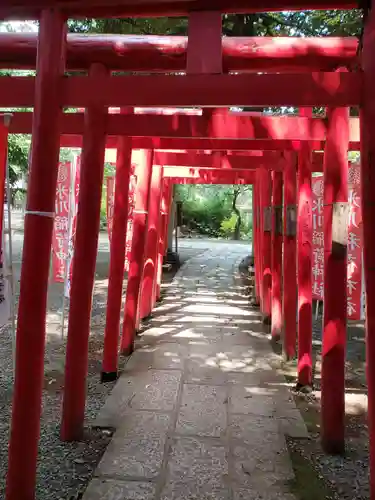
[84,244,307,500]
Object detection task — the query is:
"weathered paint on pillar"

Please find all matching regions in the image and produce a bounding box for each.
[61,63,108,442]
[361,11,375,495]
[297,108,313,388]
[6,10,66,500]
[252,183,260,303]
[261,168,272,322]
[121,149,154,355]
[167,185,176,253]
[101,130,132,382]
[271,170,283,339]
[255,179,262,305]
[0,115,10,244]
[155,180,172,304]
[321,105,349,454]
[139,165,163,320]
[187,11,222,75]
[256,169,264,312]
[283,152,297,359]
[164,183,173,257]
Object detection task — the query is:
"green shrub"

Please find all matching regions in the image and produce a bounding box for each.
[220,214,238,238]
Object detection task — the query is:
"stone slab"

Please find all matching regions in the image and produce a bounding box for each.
[82,479,156,500]
[176,384,227,437]
[94,370,181,428]
[166,437,228,487]
[229,387,276,416]
[96,434,166,479]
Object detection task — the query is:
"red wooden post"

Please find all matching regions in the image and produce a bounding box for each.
[101,132,132,382]
[261,168,272,323]
[187,11,222,75]
[271,170,283,339]
[283,152,297,359]
[155,179,172,304]
[255,179,262,305]
[0,115,10,242]
[139,165,163,320]
[252,183,260,303]
[163,182,173,257]
[361,11,375,495]
[0,34,360,74]
[321,106,349,454]
[256,169,264,311]
[297,108,313,388]
[121,149,154,355]
[6,10,66,500]
[61,63,108,442]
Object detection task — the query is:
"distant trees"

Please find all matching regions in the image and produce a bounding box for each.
[176,184,252,240]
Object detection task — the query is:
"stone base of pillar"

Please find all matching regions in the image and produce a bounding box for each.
[294,382,314,394]
[100,371,118,383]
[262,314,271,326]
[121,345,134,357]
[164,249,180,269]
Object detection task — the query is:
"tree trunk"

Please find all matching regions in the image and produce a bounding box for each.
[232,189,241,240]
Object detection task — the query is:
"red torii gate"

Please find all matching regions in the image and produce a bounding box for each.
[0,8,372,500]
[0,33,358,72]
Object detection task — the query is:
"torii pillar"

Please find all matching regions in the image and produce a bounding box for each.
[121,150,154,355]
[6,10,66,500]
[139,165,163,320]
[101,126,133,382]
[297,108,313,389]
[360,9,375,496]
[261,168,272,324]
[283,152,297,359]
[252,182,260,304]
[155,180,172,303]
[271,170,283,339]
[61,63,108,441]
[321,104,349,454]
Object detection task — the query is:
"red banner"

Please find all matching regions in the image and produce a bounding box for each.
[52,162,71,282]
[0,120,9,248]
[106,167,137,272]
[106,176,115,239]
[311,164,363,320]
[312,175,324,300]
[347,163,362,320]
[64,155,81,297]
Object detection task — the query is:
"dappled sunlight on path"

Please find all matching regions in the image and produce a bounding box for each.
[84,244,306,500]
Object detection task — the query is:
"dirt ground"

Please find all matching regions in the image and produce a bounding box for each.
[281,318,368,500]
[238,259,369,500]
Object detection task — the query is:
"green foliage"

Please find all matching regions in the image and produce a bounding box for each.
[7,134,30,186]
[220,214,239,238]
[182,195,232,237]
[66,10,363,39]
[220,214,253,240]
[176,184,252,239]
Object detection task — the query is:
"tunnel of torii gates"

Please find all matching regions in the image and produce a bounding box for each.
[1,4,375,498]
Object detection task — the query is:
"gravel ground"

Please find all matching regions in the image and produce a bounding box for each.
[286,316,369,500]
[0,277,120,500]
[0,226,204,499]
[238,258,369,500]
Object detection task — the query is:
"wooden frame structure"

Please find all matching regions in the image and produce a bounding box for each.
[0,4,374,500]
